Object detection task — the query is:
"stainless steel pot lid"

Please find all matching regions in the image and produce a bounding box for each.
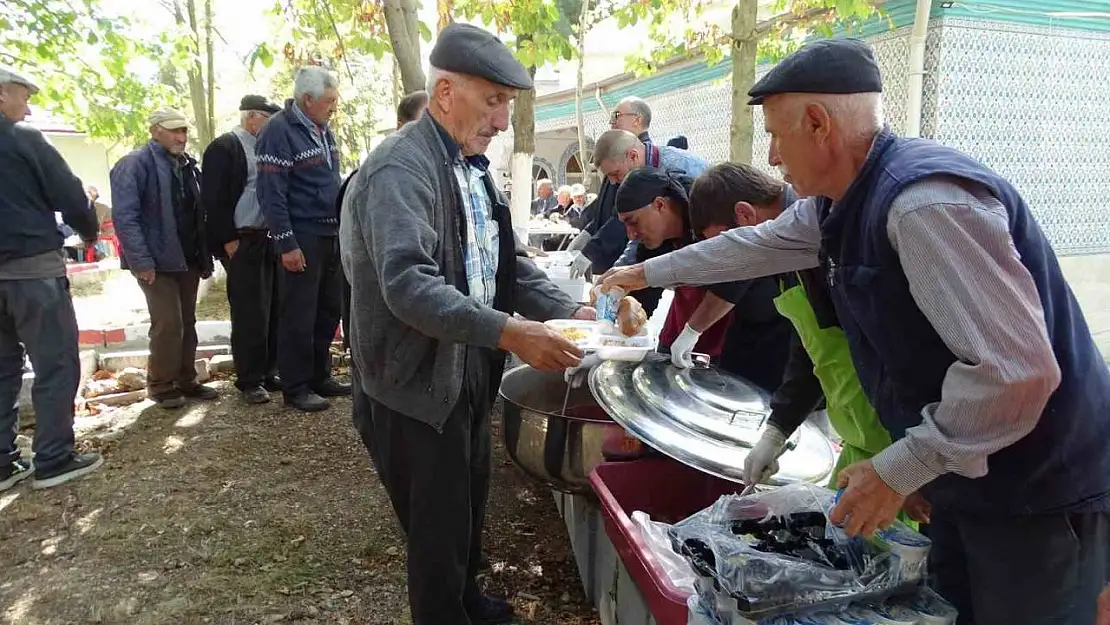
[589,355,836,485]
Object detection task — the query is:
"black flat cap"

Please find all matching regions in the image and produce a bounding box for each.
[240,95,280,114]
[430,23,533,90]
[616,167,690,214]
[747,38,882,105]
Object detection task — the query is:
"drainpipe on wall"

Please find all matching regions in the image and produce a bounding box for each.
[904,0,933,138]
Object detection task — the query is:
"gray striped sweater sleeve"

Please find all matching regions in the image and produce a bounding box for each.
[873,178,1062,496]
[643,197,823,288]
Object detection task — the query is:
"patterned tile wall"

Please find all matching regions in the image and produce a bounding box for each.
[929,19,1110,255]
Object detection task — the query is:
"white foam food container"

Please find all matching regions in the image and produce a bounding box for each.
[544,319,654,362]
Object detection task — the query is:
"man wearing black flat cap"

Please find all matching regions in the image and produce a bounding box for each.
[602,37,1110,624]
[201,95,282,404]
[340,22,597,625]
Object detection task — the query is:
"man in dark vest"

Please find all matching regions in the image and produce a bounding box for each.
[202,95,282,404]
[600,39,1110,625]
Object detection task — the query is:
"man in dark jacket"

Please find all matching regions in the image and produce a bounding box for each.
[111,107,216,409]
[341,24,594,625]
[0,68,104,491]
[257,67,348,413]
[201,95,282,404]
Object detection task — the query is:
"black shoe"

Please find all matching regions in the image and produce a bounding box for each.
[0,459,33,492]
[466,594,516,625]
[263,376,282,392]
[152,391,186,409]
[312,378,351,397]
[285,392,330,413]
[477,553,491,571]
[180,384,218,401]
[32,453,104,490]
[242,386,271,404]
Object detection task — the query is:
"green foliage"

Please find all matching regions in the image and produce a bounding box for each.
[619,0,882,76]
[454,0,576,68]
[0,0,179,148]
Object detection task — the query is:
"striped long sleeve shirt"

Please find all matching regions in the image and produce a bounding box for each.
[643,177,1061,496]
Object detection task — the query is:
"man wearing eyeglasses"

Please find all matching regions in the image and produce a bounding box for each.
[201,95,283,404]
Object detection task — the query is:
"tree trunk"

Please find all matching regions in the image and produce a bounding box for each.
[384,0,426,93]
[178,0,213,148]
[730,0,758,164]
[203,0,215,148]
[437,0,454,33]
[510,65,538,244]
[574,4,591,190]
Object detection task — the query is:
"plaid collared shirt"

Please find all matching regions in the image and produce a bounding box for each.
[451,156,499,306]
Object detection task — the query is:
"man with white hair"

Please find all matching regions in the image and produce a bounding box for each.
[602,38,1110,624]
[0,67,104,490]
[201,95,282,404]
[341,23,602,625]
[257,67,348,413]
[610,95,652,139]
[530,178,557,216]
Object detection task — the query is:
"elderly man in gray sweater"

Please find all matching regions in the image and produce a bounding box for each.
[340,24,593,625]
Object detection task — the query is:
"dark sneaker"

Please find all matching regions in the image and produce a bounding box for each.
[477,553,491,571]
[263,376,283,392]
[466,594,516,625]
[312,378,351,397]
[285,392,330,413]
[32,453,104,490]
[180,384,218,401]
[152,391,186,409]
[0,459,33,492]
[242,386,271,404]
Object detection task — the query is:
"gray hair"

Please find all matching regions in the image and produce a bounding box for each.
[294,66,339,100]
[616,96,652,128]
[781,92,884,141]
[591,129,642,166]
[557,185,572,196]
[426,65,464,94]
[536,178,553,190]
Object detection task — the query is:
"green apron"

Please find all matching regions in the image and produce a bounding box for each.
[772,278,893,488]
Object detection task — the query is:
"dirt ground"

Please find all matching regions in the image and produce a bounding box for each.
[0,377,600,625]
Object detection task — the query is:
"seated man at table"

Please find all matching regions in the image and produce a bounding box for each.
[616,167,791,391]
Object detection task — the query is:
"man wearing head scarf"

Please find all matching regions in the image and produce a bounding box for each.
[340,23,615,625]
[602,39,1110,624]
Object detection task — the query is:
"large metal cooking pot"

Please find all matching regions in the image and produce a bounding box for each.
[500,364,624,495]
[501,354,838,495]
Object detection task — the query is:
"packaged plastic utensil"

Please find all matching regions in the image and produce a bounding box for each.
[593,285,626,325]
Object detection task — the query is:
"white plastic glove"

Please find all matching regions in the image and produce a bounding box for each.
[742,426,787,487]
[670,323,702,369]
[566,230,591,252]
[568,252,593,280]
[564,353,603,388]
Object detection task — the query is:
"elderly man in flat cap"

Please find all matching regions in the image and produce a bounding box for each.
[340,22,606,625]
[201,95,282,404]
[602,38,1110,624]
[0,68,104,491]
[112,107,216,410]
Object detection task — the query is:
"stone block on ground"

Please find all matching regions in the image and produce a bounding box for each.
[99,349,150,372]
[195,344,230,360]
[195,359,211,383]
[90,389,147,407]
[209,354,236,374]
[116,367,147,391]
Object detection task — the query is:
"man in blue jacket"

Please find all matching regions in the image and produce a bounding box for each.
[257,67,348,413]
[601,39,1110,624]
[111,107,217,410]
[0,68,104,491]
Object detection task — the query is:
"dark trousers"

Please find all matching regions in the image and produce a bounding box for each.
[340,269,351,352]
[223,233,280,389]
[929,507,1109,624]
[138,270,201,398]
[278,233,342,397]
[0,278,79,472]
[352,350,493,625]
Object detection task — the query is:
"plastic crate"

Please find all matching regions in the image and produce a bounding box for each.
[589,458,744,625]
